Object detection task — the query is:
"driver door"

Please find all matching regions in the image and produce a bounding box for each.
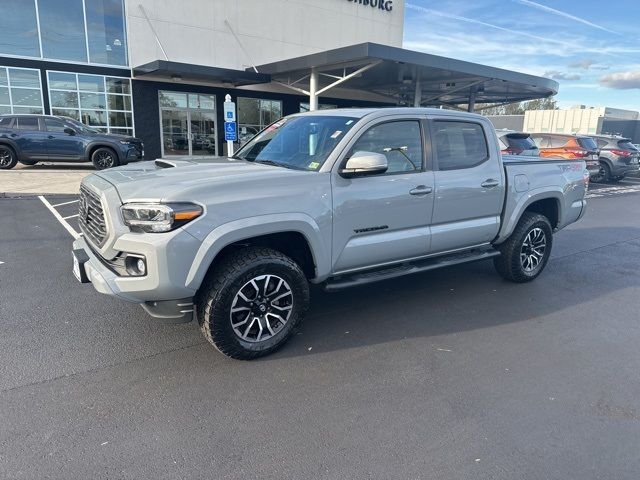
[331,117,435,273]
[43,117,85,161]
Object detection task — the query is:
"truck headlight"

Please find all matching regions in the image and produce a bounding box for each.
[121,203,203,233]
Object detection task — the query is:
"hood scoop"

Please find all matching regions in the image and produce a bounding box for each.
[155,159,177,169]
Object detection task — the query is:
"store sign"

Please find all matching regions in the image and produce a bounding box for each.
[346,0,393,12]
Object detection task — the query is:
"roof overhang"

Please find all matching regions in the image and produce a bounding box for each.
[255,43,559,107]
[133,60,271,87]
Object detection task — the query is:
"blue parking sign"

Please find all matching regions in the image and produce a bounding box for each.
[224,122,237,141]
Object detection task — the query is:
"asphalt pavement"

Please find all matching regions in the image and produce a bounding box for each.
[1,180,640,479]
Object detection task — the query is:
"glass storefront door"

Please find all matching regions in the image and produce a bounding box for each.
[159,91,217,157]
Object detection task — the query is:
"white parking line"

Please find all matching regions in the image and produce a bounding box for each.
[63,214,79,220]
[51,199,79,208]
[38,196,81,239]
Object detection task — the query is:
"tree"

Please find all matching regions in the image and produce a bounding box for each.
[478,97,558,116]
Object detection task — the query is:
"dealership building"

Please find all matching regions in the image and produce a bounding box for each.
[0,0,558,160]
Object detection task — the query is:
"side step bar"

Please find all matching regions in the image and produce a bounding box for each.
[325,249,500,292]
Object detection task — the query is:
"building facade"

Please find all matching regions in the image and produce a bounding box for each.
[0,0,405,159]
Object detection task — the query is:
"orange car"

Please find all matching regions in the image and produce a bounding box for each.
[529,133,600,176]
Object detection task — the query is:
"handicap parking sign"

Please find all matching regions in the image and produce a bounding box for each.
[224,122,237,141]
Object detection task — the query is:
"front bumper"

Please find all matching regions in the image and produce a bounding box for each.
[72,230,200,322]
[124,145,144,162]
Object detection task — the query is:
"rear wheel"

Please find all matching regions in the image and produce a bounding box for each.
[593,161,611,183]
[0,145,17,170]
[91,147,119,170]
[196,247,310,360]
[493,212,553,283]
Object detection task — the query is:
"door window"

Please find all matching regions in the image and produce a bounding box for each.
[349,121,423,174]
[16,117,40,130]
[433,121,488,170]
[44,118,69,132]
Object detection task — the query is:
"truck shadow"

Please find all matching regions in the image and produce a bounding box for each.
[268,226,640,361]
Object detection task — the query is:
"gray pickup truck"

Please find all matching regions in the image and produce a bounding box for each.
[72,108,589,359]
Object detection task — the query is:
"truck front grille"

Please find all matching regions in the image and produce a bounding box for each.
[78,185,108,247]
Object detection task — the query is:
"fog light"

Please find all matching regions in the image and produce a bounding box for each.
[124,255,147,276]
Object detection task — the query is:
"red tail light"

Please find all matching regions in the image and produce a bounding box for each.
[566,147,588,158]
[611,149,631,157]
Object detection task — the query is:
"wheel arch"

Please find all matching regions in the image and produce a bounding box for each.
[87,142,123,163]
[185,215,330,292]
[496,189,562,244]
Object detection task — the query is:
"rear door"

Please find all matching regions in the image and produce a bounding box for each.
[14,116,48,161]
[331,116,435,273]
[429,118,504,253]
[43,117,85,161]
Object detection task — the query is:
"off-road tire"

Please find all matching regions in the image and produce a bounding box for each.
[91,147,119,170]
[196,247,310,360]
[0,145,18,170]
[493,212,553,283]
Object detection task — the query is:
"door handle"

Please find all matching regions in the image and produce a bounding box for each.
[409,185,433,196]
[481,179,500,188]
[10,133,18,137]
[48,135,55,139]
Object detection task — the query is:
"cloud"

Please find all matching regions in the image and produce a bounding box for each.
[568,59,609,71]
[543,70,581,81]
[515,0,619,35]
[599,71,640,89]
[405,3,578,49]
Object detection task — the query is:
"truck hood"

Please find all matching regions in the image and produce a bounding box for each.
[93,157,310,202]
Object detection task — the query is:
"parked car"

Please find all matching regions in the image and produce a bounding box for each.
[529,133,600,178]
[496,130,539,156]
[0,114,144,170]
[72,108,589,360]
[589,135,640,182]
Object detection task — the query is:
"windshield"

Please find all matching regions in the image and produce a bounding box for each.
[63,117,100,134]
[233,115,359,171]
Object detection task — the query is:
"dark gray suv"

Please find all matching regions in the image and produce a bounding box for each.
[0,115,143,170]
[591,135,640,182]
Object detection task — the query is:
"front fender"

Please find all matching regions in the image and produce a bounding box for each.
[184,213,330,291]
[496,187,563,244]
[86,140,124,163]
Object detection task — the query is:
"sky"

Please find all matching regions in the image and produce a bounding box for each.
[402,0,640,111]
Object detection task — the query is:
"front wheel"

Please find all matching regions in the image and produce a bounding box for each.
[493,212,553,283]
[91,147,119,170]
[0,145,17,169]
[196,247,310,360]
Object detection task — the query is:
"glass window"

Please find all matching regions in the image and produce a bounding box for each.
[0,116,13,126]
[300,103,338,112]
[434,121,488,170]
[349,121,423,174]
[106,77,130,94]
[107,94,130,111]
[159,91,187,108]
[49,73,77,91]
[16,117,40,130]
[47,71,132,133]
[44,117,69,132]
[0,0,41,57]
[238,97,283,145]
[78,75,105,92]
[8,69,40,88]
[11,88,42,107]
[39,0,88,62]
[234,115,358,171]
[50,91,79,108]
[86,0,127,66]
[52,108,81,121]
[79,92,107,109]
[0,67,43,114]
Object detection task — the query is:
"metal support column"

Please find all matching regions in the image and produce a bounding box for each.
[467,87,477,113]
[413,76,422,108]
[309,68,319,112]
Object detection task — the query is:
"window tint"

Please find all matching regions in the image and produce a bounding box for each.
[504,135,537,152]
[16,117,40,130]
[617,140,637,151]
[349,121,423,174]
[434,121,487,170]
[0,117,13,126]
[44,118,69,132]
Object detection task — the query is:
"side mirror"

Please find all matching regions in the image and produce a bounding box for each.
[64,127,76,136]
[339,151,388,178]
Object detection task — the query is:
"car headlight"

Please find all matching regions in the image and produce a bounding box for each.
[121,203,203,233]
